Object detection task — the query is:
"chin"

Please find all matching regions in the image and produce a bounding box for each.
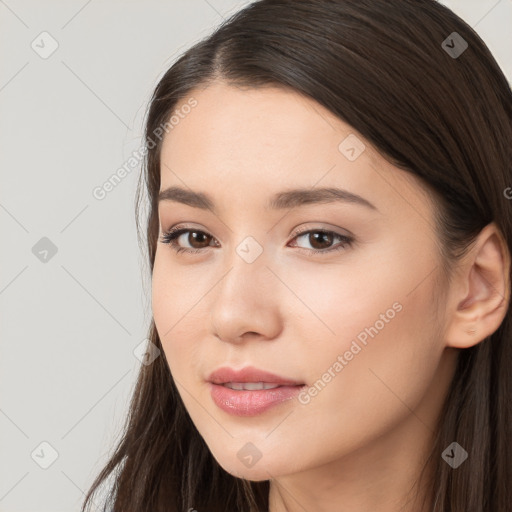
[209,448,291,482]
[221,463,274,482]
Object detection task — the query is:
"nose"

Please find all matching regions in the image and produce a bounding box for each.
[209,248,283,345]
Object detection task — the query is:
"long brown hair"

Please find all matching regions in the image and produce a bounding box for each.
[81,1,512,510]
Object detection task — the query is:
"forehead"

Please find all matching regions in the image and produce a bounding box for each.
[159,81,436,222]
[162,81,359,164]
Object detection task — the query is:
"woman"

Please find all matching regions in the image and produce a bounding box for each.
[82,0,512,510]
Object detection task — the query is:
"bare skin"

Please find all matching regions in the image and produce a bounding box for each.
[151,81,510,512]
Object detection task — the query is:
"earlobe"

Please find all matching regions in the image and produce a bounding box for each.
[444,223,511,349]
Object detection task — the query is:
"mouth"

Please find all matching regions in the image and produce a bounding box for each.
[207,365,304,386]
[220,382,289,390]
[207,366,306,416]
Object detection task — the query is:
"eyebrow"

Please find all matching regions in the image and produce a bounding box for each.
[158,186,378,212]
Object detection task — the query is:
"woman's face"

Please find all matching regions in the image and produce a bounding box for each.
[152,81,455,481]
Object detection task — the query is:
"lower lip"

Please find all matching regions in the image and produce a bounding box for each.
[209,383,305,416]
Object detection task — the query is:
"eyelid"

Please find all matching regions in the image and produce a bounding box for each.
[161,222,351,240]
[159,223,354,256]
[289,223,352,239]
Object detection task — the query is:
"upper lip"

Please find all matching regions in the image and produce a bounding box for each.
[208,366,304,386]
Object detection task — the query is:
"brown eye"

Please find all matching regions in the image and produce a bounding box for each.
[185,231,212,249]
[307,231,335,250]
[291,229,354,255]
[159,228,216,254]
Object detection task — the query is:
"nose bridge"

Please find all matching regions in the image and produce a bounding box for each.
[216,234,270,304]
[209,234,281,341]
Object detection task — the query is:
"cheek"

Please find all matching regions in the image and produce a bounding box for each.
[287,240,440,370]
[151,256,180,343]
[274,247,423,350]
[291,252,443,445]
[151,256,210,378]
[288,236,440,353]
[151,252,201,329]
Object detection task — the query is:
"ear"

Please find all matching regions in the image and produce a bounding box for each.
[444,222,511,349]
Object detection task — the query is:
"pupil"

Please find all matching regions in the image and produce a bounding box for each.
[310,231,332,249]
[190,232,210,248]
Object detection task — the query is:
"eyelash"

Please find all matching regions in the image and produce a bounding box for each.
[158,226,354,256]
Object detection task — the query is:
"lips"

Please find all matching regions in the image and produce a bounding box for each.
[207,366,304,387]
[207,366,306,416]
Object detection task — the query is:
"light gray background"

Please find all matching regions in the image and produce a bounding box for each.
[1,1,510,511]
